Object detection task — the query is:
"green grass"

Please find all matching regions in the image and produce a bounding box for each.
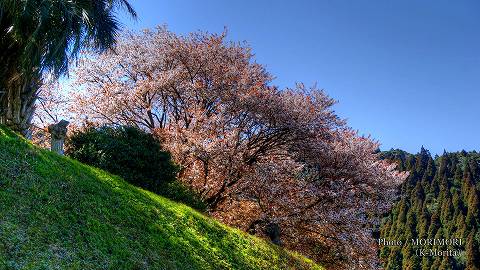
[0,126,322,270]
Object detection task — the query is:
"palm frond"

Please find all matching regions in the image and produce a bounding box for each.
[0,0,137,77]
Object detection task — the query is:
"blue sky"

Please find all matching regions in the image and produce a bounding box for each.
[117,0,480,155]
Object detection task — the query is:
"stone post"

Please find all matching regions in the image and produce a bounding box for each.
[48,120,70,155]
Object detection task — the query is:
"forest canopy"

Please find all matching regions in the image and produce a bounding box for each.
[379,149,480,269]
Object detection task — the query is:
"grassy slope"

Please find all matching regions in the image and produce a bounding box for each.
[0,126,322,270]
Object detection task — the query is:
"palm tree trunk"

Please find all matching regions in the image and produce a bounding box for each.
[0,75,38,137]
[0,92,6,125]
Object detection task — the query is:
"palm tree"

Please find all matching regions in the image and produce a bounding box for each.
[0,0,136,135]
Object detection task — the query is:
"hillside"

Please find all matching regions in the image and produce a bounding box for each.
[379,148,480,269]
[0,126,322,270]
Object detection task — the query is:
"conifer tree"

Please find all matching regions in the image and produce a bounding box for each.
[466,186,479,229]
[386,247,403,270]
[417,206,429,239]
[452,190,464,216]
[430,256,442,270]
[455,213,467,240]
[466,231,480,270]
[421,256,431,270]
[440,196,453,227]
[439,256,455,270]
[428,211,440,239]
[463,170,474,203]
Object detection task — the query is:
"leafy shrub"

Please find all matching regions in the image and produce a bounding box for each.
[66,125,206,210]
[66,125,178,193]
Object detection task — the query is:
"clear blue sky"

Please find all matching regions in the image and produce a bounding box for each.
[117,0,480,155]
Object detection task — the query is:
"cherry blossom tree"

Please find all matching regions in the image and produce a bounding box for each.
[69,27,408,269]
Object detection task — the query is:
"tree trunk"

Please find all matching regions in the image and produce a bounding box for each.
[247,219,282,246]
[0,15,37,136]
[265,222,282,246]
[0,74,39,137]
[0,92,6,126]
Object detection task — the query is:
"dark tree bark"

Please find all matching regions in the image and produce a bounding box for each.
[0,11,39,137]
[265,222,282,246]
[247,219,282,246]
[0,74,40,137]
